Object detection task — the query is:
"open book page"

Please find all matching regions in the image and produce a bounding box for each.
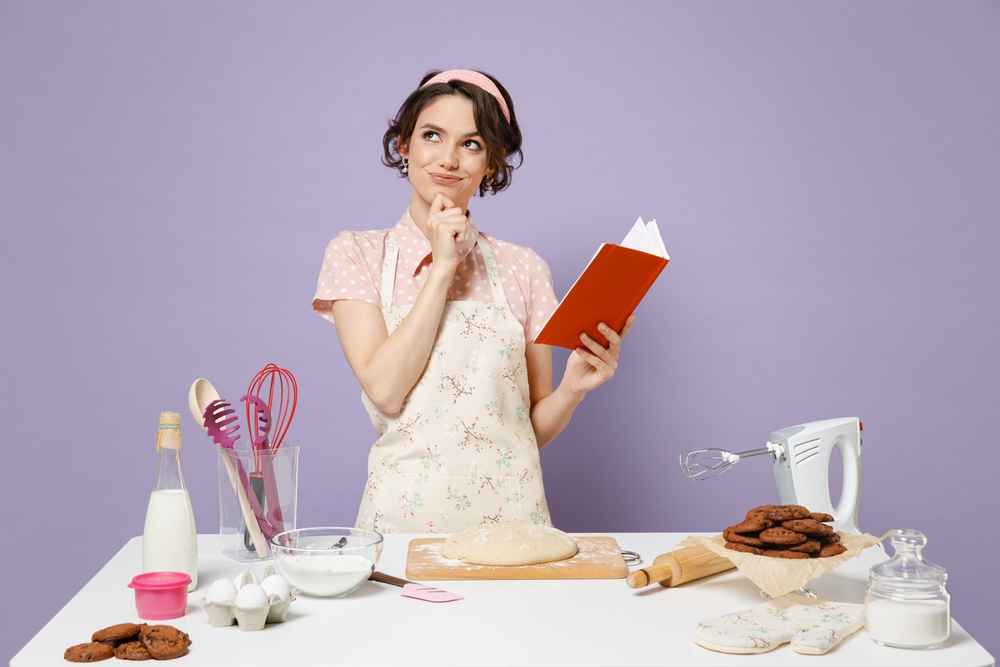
[646,219,668,258]
[619,217,668,258]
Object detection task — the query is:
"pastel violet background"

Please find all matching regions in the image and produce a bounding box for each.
[1,0,998,662]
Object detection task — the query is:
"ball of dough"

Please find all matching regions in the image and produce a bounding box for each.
[442,523,578,566]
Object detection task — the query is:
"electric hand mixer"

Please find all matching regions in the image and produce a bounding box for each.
[680,417,863,534]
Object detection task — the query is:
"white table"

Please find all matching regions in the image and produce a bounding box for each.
[11,533,995,666]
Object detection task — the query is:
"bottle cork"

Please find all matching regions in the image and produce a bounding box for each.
[157,411,183,451]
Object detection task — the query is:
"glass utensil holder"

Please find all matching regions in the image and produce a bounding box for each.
[865,529,950,649]
[217,444,299,562]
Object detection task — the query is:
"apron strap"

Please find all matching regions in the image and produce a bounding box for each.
[476,237,510,308]
[379,231,400,310]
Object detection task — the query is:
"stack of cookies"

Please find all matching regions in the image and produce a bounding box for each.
[723,504,847,559]
[64,623,191,662]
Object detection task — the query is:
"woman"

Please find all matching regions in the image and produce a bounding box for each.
[312,70,633,533]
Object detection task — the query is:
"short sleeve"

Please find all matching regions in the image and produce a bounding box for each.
[311,231,384,324]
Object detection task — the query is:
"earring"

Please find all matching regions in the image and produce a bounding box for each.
[401,158,408,175]
[485,177,493,191]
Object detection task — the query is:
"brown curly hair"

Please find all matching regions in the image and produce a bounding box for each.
[382,70,523,197]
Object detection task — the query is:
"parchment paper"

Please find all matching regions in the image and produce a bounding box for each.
[679,530,894,598]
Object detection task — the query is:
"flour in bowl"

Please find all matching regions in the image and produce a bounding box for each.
[276,554,374,597]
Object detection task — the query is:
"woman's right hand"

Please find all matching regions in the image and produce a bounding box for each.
[425,193,468,270]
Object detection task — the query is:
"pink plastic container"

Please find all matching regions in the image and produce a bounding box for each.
[128,572,191,620]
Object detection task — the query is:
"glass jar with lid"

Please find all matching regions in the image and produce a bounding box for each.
[866,529,950,649]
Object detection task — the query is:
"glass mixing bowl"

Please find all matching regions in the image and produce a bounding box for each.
[271,527,384,598]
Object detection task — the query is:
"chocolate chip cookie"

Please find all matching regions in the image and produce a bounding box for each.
[761,548,811,559]
[113,642,152,661]
[782,519,833,536]
[819,543,847,558]
[765,505,810,521]
[760,526,808,545]
[64,643,115,662]
[139,625,191,661]
[787,539,822,554]
[809,512,834,523]
[92,624,141,644]
[723,527,766,547]
[724,542,768,555]
[745,504,778,520]
[729,516,773,533]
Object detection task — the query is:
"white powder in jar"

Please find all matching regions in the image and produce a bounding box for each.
[866,598,950,648]
[276,554,374,597]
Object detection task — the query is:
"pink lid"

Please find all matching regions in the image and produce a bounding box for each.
[128,571,192,590]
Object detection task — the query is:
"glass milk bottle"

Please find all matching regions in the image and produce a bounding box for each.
[866,529,950,649]
[142,411,198,590]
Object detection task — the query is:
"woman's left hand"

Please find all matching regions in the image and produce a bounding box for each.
[562,315,635,397]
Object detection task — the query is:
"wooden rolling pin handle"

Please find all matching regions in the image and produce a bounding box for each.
[626,562,674,589]
[626,545,736,589]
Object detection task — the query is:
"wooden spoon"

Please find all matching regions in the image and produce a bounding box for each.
[188,378,268,558]
[188,378,220,431]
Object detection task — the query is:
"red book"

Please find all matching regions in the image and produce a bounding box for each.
[535,218,669,350]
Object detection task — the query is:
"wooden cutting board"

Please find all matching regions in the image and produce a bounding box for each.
[405,536,629,580]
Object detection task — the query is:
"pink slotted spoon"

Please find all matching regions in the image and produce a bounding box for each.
[204,398,275,542]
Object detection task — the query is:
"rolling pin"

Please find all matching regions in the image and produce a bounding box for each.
[626,544,735,588]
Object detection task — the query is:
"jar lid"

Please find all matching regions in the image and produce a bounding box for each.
[869,529,947,593]
[128,571,192,591]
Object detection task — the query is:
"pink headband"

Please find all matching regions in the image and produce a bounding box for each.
[421,69,511,123]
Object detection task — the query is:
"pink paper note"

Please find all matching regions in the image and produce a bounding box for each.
[400,583,463,603]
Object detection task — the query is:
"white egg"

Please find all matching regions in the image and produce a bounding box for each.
[261,574,291,600]
[234,583,269,609]
[206,578,238,603]
[232,571,259,590]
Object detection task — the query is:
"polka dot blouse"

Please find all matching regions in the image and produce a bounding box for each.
[312,210,559,342]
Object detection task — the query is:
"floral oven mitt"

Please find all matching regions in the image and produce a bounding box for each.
[692,594,866,655]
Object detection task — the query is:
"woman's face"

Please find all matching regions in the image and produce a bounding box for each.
[399,94,491,213]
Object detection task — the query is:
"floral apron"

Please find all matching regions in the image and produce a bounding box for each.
[355,230,552,534]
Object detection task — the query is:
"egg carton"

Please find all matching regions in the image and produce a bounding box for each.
[201,566,299,632]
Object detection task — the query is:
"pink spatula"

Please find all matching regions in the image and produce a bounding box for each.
[369,571,463,603]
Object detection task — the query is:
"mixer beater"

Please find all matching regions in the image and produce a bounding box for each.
[680,442,785,481]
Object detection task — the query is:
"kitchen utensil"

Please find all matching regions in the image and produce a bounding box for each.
[204,398,275,545]
[679,417,863,534]
[680,443,783,481]
[405,536,629,580]
[242,394,285,534]
[369,571,463,603]
[188,378,219,431]
[188,379,268,558]
[246,363,298,450]
[128,571,191,620]
[244,365,296,536]
[626,544,735,589]
[271,527,384,598]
